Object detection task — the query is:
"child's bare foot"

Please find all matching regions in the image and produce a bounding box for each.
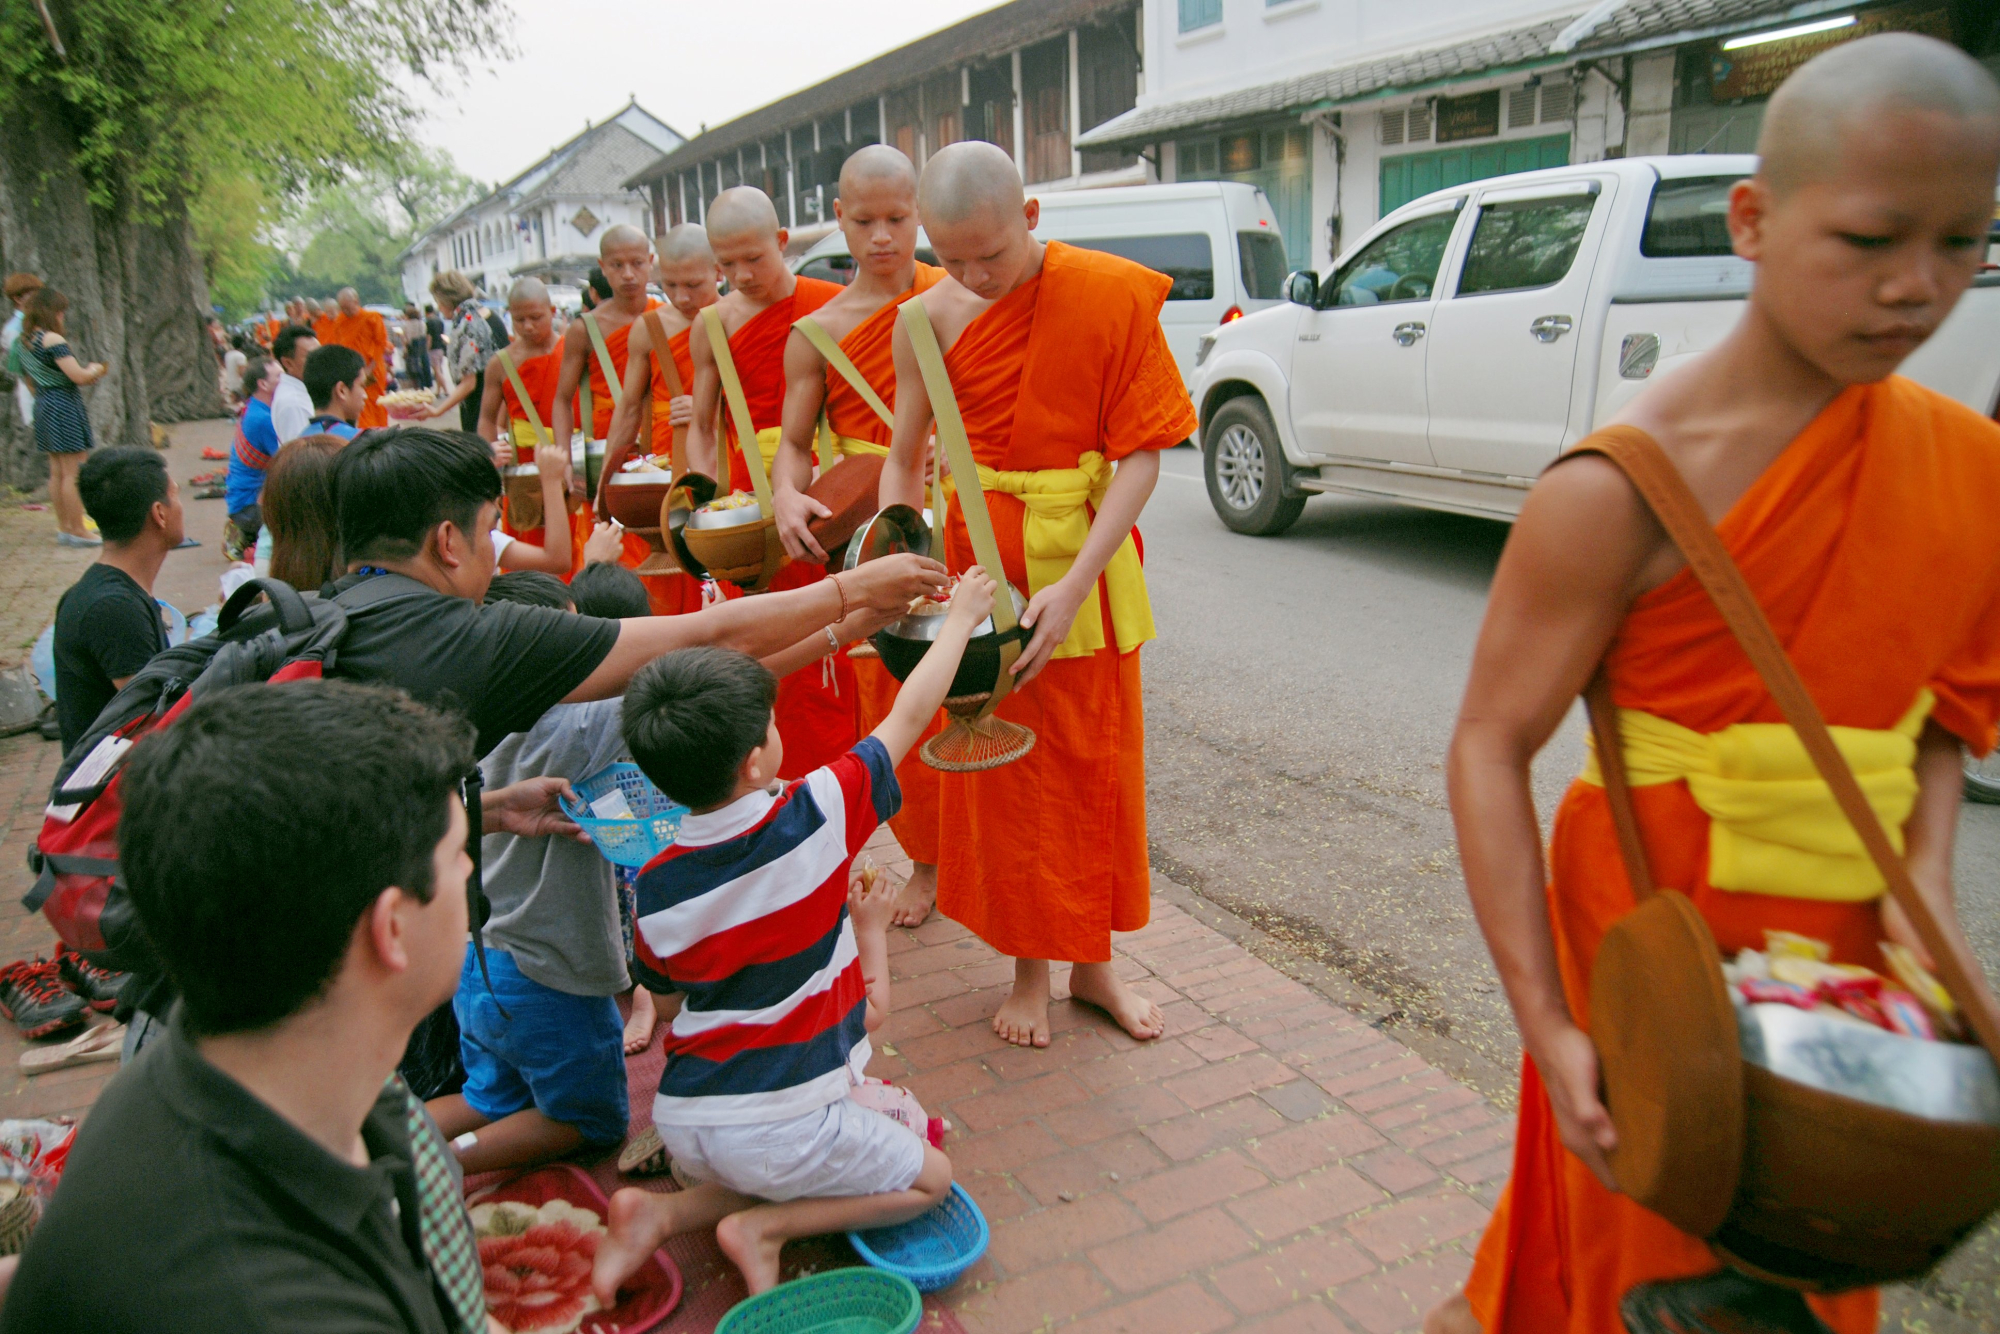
[1422,1291,1482,1334]
[1069,961,1165,1041]
[623,987,657,1055]
[890,862,937,928]
[715,1209,787,1294]
[993,958,1052,1047]
[592,1187,675,1307]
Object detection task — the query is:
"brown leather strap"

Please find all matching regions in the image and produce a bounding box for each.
[1586,671,1657,902]
[641,310,687,476]
[1574,425,2000,1057]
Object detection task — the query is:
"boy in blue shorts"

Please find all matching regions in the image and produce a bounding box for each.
[593,567,998,1299]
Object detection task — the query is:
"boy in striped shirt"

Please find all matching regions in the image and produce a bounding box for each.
[594,567,998,1299]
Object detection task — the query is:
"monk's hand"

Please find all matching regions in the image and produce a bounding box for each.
[774,484,832,563]
[668,394,695,428]
[1012,574,1089,685]
[1883,891,1941,972]
[1534,1020,1618,1189]
[843,552,950,611]
[583,521,624,567]
[489,438,513,470]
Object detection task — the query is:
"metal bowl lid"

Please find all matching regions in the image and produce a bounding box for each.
[843,505,931,573]
[608,469,672,486]
[687,498,771,531]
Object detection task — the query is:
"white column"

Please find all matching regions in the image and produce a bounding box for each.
[1010,49,1026,175]
[1068,29,1082,180]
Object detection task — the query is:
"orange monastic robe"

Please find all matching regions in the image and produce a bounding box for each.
[1465,377,2000,1334]
[586,303,701,614]
[319,310,392,428]
[497,348,591,577]
[643,322,696,460]
[829,266,946,864]
[934,242,1196,962]
[717,278,849,780]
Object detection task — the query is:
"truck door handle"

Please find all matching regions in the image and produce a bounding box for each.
[1529,314,1574,342]
[1392,322,1426,346]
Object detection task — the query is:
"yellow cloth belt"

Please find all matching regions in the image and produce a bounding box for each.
[509,419,541,451]
[974,450,1153,660]
[836,436,889,459]
[750,425,784,476]
[1579,689,1934,902]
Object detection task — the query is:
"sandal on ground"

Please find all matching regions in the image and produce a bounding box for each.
[20,1021,124,1074]
[200,447,227,460]
[617,1125,671,1176]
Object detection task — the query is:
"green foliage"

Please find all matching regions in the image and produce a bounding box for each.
[280,146,483,308]
[189,170,283,320]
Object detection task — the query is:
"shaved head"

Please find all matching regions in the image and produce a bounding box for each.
[839,144,918,199]
[918,141,1024,228]
[600,223,651,258]
[706,187,782,240]
[507,277,550,308]
[1758,33,2000,197]
[657,223,714,265]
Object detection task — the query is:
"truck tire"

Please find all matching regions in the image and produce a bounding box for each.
[1967,754,2000,805]
[1204,397,1307,536]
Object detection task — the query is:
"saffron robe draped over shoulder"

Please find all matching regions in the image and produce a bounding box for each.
[589,304,705,614]
[319,310,392,428]
[829,265,946,865]
[497,348,591,578]
[717,277,847,778]
[1465,377,2000,1334]
[641,324,696,460]
[585,304,658,440]
[934,241,1196,962]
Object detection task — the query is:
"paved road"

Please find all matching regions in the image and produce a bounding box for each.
[1139,444,2000,1095]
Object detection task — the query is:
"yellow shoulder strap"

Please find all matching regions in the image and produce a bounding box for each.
[640,310,687,476]
[700,306,774,518]
[492,351,550,447]
[794,316,893,426]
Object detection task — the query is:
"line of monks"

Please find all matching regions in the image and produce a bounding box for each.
[265,290,394,428]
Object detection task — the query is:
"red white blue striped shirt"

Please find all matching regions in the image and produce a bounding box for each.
[632,738,900,1126]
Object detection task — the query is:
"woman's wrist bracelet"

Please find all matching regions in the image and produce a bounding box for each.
[830,573,850,622]
[824,625,841,654]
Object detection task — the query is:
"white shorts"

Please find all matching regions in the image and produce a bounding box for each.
[658,1098,926,1202]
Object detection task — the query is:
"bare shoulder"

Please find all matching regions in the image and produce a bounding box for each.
[920,279,991,347]
[1517,451,1672,595]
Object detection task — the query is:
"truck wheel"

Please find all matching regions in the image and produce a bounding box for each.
[1967,754,2000,805]
[1205,397,1307,536]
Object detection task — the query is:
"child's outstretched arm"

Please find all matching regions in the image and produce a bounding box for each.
[869,566,997,768]
[848,862,894,1029]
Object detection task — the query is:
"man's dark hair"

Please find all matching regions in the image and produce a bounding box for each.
[587,266,613,301]
[624,648,775,810]
[484,571,572,610]
[118,681,475,1036]
[303,344,366,409]
[570,561,650,619]
[335,427,501,563]
[76,447,168,543]
[272,323,317,366]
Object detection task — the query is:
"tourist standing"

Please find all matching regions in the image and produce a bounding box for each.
[18,287,106,548]
[426,271,494,432]
[400,303,432,389]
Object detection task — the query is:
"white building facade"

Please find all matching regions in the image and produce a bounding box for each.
[1078,0,1967,275]
[400,102,686,306]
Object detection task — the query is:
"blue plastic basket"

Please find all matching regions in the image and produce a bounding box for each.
[846,1182,988,1293]
[558,763,686,868]
[714,1268,921,1334]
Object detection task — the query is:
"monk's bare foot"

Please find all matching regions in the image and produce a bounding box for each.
[592,1187,674,1307]
[993,958,1051,1047]
[1069,961,1165,1041]
[623,987,657,1055]
[715,1210,786,1295]
[1422,1291,1482,1334]
[890,862,937,928]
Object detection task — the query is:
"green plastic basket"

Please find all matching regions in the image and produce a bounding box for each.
[713,1269,922,1334]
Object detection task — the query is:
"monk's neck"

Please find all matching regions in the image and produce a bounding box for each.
[848,261,918,306]
[512,336,557,361]
[1697,305,1850,432]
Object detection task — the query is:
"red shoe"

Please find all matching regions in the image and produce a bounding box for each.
[0,958,87,1039]
[200,447,227,460]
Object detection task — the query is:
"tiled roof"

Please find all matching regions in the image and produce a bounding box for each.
[1075,0,1854,147]
[518,124,664,203]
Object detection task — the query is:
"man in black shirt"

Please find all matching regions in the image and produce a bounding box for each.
[51,449,183,752]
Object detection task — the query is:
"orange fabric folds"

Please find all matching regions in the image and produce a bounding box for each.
[319,310,391,428]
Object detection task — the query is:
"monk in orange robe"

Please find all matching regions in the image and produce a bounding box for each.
[318,288,392,428]
[881,143,1192,1046]
[686,186,848,780]
[769,145,948,925]
[602,223,724,616]
[1430,36,2000,1334]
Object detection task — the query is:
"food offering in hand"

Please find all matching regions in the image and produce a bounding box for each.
[473,1198,606,1334]
[379,388,436,422]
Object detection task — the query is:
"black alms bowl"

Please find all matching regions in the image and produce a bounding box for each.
[872,583,1030,697]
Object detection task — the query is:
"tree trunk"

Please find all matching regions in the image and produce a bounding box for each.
[0,87,222,491]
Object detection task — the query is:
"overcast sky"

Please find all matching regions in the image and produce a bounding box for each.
[419,0,1004,184]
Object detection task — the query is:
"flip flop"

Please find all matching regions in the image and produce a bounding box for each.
[20,1021,123,1074]
[616,1125,672,1176]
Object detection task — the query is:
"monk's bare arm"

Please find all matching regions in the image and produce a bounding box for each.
[880,321,932,511]
[601,324,653,483]
[1449,456,1660,1187]
[1012,450,1161,684]
[550,327,588,454]
[686,321,721,478]
[773,332,832,561]
[563,553,949,701]
[1886,721,1968,965]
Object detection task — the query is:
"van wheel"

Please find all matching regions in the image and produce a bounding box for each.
[1205,398,1307,536]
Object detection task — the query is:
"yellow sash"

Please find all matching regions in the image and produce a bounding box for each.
[975,451,1155,660]
[1579,689,1934,902]
[834,436,889,458]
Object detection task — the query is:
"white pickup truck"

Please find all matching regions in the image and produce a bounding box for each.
[1188,154,2000,534]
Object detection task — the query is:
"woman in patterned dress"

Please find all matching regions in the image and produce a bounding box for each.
[19,288,106,547]
[423,270,495,432]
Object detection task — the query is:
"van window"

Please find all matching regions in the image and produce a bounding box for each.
[1457,195,1595,296]
[1237,231,1288,299]
[1640,175,1744,258]
[1062,234,1215,300]
[1323,212,1456,306]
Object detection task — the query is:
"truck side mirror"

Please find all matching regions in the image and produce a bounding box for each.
[1285,270,1320,307]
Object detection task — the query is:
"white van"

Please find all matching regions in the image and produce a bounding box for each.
[793,180,1289,381]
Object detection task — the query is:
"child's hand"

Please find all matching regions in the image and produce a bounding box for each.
[534,437,571,483]
[945,567,997,633]
[848,861,895,935]
[583,520,624,566]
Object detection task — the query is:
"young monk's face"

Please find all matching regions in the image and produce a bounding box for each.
[711,228,790,302]
[836,179,920,280]
[926,199,1041,301]
[656,257,721,320]
[510,298,554,347]
[1733,105,2000,384]
[600,239,654,305]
